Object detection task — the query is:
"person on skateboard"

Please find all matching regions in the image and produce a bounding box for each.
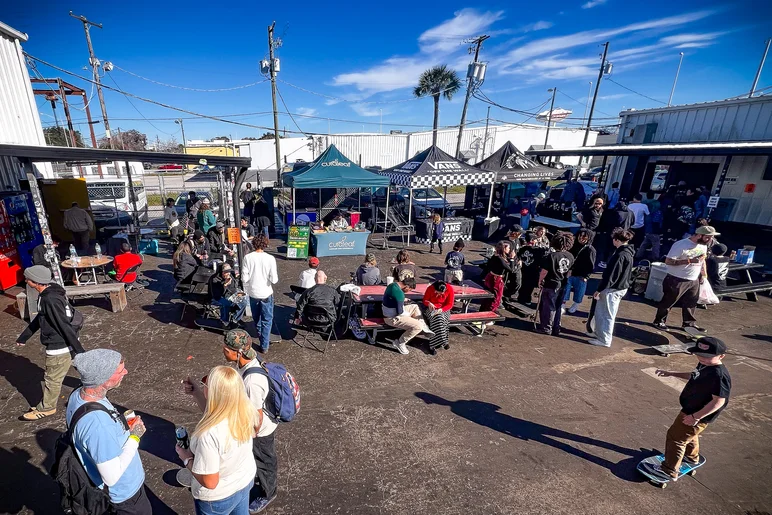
[652,337,731,481]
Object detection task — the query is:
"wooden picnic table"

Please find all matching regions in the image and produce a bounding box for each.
[61,255,114,286]
[353,280,492,304]
[724,261,767,301]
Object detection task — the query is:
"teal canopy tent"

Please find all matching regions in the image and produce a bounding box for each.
[281,144,390,189]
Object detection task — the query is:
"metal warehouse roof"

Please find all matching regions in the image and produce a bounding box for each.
[618,94,771,117]
[0,21,28,41]
[0,143,252,167]
[525,141,772,157]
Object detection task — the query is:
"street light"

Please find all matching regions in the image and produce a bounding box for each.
[544,88,557,164]
[174,118,187,154]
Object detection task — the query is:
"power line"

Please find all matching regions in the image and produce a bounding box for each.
[106,73,180,136]
[112,64,269,92]
[275,85,310,136]
[557,89,615,118]
[605,77,667,105]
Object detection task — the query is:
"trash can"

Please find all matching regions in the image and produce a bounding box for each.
[645,262,668,302]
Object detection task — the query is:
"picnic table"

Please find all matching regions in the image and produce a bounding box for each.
[353,280,491,303]
[61,255,114,286]
[720,261,771,301]
[508,213,581,234]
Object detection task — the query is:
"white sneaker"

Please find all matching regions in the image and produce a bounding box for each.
[568,303,579,314]
[560,307,566,315]
[588,338,611,348]
[387,339,409,355]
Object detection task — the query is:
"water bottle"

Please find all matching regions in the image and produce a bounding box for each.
[95,243,102,259]
[69,244,79,264]
[175,426,190,449]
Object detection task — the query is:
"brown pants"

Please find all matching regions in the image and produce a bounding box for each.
[38,353,73,411]
[662,412,708,477]
[654,274,699,326]
[385,304,426,345]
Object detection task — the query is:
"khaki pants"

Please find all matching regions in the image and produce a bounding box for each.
[385,304,426,345]
[444,269,463,284]
[38,353,72,411]
[662,411,709,477]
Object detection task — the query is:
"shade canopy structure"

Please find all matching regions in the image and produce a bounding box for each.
[379,145,496,189]
[281,144,390,189]
[476,142,564,183]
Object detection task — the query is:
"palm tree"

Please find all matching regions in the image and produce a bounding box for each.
[413,65,462,146]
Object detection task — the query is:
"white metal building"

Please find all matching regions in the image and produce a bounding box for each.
[0,21,52,187]
[236,123,596,174]
[607,95,772,225]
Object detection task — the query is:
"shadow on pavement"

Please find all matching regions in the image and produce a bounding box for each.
[0,349,80,408]
[415,392,651,482]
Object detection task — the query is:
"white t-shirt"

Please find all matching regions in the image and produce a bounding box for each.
[299,268,317,289]
[190,420,256,501]
[666,238,707,281]
[627,203,650,229]
[238,360,278,437]
[241,251,278,299]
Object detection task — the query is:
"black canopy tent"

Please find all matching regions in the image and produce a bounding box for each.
[379,145,497,223]
[477,142,564,183]
[0,143,252,285]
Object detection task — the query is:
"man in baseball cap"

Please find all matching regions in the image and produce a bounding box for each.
[651,336,731,481]
[182,329,279,511]
[299,256,320,289]
[16,265,84,420]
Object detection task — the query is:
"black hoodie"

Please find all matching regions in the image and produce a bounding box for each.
[17,283,83,354]
[570,240,597,279]
[597,244,635,292]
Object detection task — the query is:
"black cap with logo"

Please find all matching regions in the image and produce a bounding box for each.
[687,336,727,357]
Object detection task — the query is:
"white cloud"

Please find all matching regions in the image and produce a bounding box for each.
[350,104,385,117]
[418,8,505,54]
[497,10,717,72]
[675,42,712,49]
[519,21,554,32]
[582,0,608,9]
[659,32,725,46]
[295,107,317,117]
[332,57,435,93]
[598,93,628,100]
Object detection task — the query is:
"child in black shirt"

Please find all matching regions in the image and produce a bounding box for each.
[444,239,466,284]
[535,232,575,336]
[652,337,731,480]
[516,233,548,306]
[706,243,730,291]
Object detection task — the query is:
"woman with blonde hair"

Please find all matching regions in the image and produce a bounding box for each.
[429,212,445,254]
[173,241,197,282]
[176,366,259,515]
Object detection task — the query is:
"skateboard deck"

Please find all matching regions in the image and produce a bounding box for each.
[585,297,597,335]
[503,299,536,318]
[637,454,706,488]
[652,326,705,356]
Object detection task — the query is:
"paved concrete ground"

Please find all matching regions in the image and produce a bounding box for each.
[1,238,771,515]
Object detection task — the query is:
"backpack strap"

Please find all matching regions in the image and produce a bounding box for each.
[242,365,278,423]
[68,403,114,436]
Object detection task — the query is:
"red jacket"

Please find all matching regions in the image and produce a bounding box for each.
[113,252,143,283]
[423,284,455,312]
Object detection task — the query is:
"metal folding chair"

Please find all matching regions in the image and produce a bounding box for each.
[292,304,339,353]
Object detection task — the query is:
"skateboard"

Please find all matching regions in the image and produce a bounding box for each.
[651,326,705,356]
[502,299,536,319]
[585,297,597,335]
[637,454,706,488]
[531,287,543,331]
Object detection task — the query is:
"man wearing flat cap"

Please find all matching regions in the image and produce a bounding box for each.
[16,265,84,421]
[68,349,151,514]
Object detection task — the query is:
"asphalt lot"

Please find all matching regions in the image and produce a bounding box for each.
[1,238,771,514]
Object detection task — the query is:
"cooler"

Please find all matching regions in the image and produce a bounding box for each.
[0,200,23,290]
[645,262,668,302]
[348,211,361,226]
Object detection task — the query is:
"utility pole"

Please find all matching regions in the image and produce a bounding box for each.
[481,106,491,160]
[543,88,557,164]
[455,34,490,159]
[70,12,113,149]
[175,118,187,154]
[268,22,282,175]
[583,41,610,150]
[583,81,592,127]
[749,38,771,98]
[668,52,685,107]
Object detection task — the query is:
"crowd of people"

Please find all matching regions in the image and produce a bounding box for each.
[9,178,739,514]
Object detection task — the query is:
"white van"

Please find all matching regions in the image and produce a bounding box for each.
[86,177,149,222]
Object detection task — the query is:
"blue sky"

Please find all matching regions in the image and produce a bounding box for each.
[3,0,771,143]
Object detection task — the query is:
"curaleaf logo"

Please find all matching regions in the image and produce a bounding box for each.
[321,159,351,167]
[328,236,356,250]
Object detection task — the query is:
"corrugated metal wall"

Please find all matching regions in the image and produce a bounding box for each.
[608,96,772,225]
[0,25,52,187]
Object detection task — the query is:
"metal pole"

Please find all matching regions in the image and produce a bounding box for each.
[583,42,610,149]
[58,80,78,148]
[486,181,495,219]
[443,185,448,217]
[383,186,390,249]
[544,88,557,164]
[268,22,283,177]
[598,155,608,188]
[709,156,734,217]
[22,159,63,287]
[455,35,490,159]
[125,161,139,226]
[292,187,296,222]
[583,81,592,128]
[668,52,685,107]
[749,38,771,98]
[71,12,112,149]
[408,188,413,225]
[481,106,491,160]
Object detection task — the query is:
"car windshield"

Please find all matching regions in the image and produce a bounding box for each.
[413,189,442,200]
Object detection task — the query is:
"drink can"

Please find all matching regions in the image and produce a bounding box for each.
[176,426,190,449]
[124,409,138,429]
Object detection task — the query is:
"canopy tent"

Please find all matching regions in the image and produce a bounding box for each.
[379,145,497,224]
[476,141,564,183]
[281,144,389,189]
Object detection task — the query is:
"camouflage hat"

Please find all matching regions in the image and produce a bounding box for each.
[224,329,256,359]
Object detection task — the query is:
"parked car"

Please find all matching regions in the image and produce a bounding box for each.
[580,167,605,181]
[395,187,454,218]
[92,204,133,231]
[159,164,184,170]
[174,191,218,217]
[86,178,148,221]
[650,170,668,192]
[546,181,599,201]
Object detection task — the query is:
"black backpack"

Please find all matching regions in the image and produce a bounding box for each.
[51,403,120,515]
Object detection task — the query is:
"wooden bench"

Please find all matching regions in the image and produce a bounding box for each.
[715,281,772,302]
[15,282,128,317]
[357,311,505,341]
[66,284,128,313]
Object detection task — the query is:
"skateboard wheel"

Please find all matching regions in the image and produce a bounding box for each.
[659,482,667,489]
[688,470,696,476]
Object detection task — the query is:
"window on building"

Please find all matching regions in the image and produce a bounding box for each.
[649,164,670,192]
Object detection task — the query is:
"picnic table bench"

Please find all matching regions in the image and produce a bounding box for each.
[357,310,505,342]
[15,282,127,317]
[719,262,772,301]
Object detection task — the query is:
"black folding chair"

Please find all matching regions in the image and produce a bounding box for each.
[292,304,338,353]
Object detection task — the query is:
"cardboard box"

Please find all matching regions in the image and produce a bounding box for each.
[736,249,755,264]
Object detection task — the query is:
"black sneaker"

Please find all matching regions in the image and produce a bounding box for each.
[429,348,437,356]
[443,344,450,350]
[653,321,667,329]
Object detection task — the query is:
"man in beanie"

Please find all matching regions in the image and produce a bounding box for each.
[182,330,279,513]
[207,221,234,257]
[16,265,84,421]
[191,229,210,263]
[68,349,150,513]
[650,337,731,481]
